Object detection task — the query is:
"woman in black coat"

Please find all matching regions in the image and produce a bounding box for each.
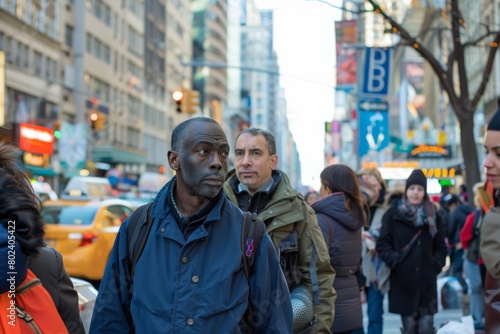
[376,169,447,334]
[312,164,369,334]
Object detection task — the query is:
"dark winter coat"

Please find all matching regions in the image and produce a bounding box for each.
[376,193,447,316]
[30,247,85,334]
[312,193,363,333]
[446,204,473,246]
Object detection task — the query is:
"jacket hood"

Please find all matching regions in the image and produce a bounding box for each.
[385,188,405,207]
[312,193,364,231]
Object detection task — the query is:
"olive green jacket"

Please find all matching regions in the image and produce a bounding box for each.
[224,170,336,334]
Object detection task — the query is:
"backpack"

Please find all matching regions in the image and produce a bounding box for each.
[125,203,265,330]
[465,209,483,263]
[0,269,68,334]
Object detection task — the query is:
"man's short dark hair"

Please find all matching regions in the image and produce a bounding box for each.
[171,117,219,151]
[236,128,277,155]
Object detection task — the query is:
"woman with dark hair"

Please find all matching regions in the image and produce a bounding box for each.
[376,169,447,334]
[480,103,500,333]
[0,141,84,333]
[311,164,369,334]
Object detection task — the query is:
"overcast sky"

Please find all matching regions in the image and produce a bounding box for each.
[255,0,342,190]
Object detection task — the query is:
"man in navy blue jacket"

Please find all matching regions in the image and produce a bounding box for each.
[90,117,292,333]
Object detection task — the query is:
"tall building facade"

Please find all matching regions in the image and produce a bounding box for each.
[60,0,149,175]
[0,0,62,179]
[191,0,227,121]
[0,0,193,183]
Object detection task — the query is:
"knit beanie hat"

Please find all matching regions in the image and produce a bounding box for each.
[487,97,500,131]
[406,169,427,192]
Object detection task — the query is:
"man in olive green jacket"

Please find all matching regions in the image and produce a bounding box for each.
[224,128,336,334]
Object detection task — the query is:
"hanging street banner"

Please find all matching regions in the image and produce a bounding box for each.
[358,110,389,157]
[362,48,392,98]
[335,20,358,91]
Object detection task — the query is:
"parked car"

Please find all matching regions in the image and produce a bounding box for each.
[42,199,134,281]
[71,277,98,333]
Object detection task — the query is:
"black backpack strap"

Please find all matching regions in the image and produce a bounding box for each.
[127,202,153,278]
[241,211,265,332]
[241,212,265,279]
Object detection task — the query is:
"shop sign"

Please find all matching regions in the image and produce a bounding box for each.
[19,123,54,155]
[408,144,451,158]
[422,167,456,179]
[23,152,47,167]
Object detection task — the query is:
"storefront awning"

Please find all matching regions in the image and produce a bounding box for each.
[24,165,57,177]
[92,146,147,164]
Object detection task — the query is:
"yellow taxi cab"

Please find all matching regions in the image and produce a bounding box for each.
[42,198,134,281]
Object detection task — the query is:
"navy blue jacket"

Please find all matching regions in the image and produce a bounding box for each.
[90,180,293,333]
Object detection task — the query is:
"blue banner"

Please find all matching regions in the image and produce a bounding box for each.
[358,110,389,157]
[362,48,392,98]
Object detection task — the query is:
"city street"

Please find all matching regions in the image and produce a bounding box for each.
[360,295,464,333]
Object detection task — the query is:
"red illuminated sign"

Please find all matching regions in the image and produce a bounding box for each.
[19,123,54,155]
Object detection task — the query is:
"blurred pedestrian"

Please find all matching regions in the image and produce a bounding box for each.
[224,127,336,334]
[311,164,369,334]
[358,168,391,334]
[460,182,487,330]
[0,141,84,333]
[480,102,500,333]
[459,184,469,204]
[305,190,320,206]
[376,169,447,334]
[90,117,293,333]
[442,193,472,308]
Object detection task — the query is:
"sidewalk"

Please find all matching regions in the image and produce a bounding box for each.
[360,294,464,333]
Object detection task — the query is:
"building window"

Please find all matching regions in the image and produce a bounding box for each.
[15,42,23,68]
[127,26,143,57]
[6,37,15,64]
[86,33,111,64]
[0,32,4,51]
[65,25,74,48]
[23,45,30,69]
[128,0,144,19]
[34,51,43,76]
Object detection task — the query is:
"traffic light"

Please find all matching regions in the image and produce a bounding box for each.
[172,88,200,113]
[90,111,107,131]
[172,90,184,113]
[184,89,200,114]
[53,120,61,140]
[90,112,98,130]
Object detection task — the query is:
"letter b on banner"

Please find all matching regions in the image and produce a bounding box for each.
[362,48,392,98]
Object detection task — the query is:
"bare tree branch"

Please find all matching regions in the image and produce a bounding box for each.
[471,32,500,110]
[463,30,500,47]
[449,0,470,118]
[446,49,456,94]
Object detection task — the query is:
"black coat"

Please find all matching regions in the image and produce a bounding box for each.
[30,247,85,334]
[376,197,447,316]
[312,193,364,332]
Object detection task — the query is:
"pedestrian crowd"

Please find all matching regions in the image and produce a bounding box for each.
[1,110,500,334]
